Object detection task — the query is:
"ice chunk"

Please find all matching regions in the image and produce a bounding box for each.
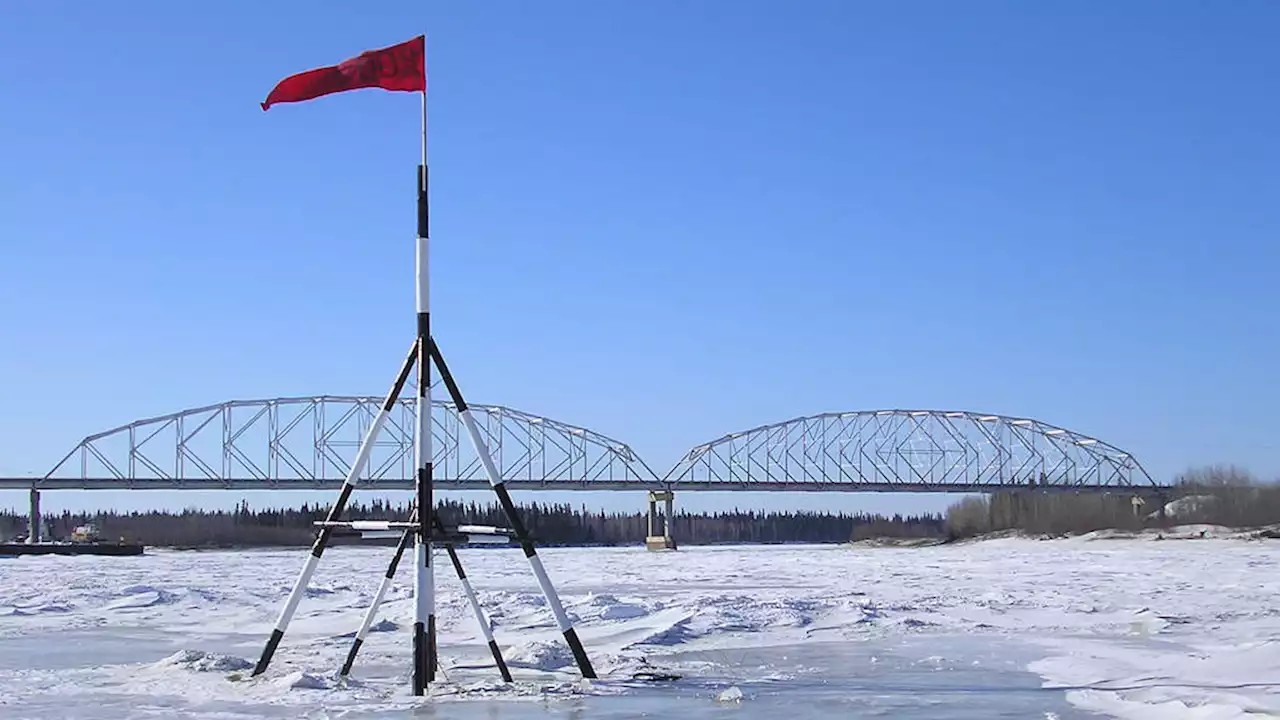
[505,640,574,670]
[154,649,252,673]
[276,670,330,690]
[717,686,744,703]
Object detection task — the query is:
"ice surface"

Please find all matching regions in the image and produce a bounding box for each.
[0,535,1276,718]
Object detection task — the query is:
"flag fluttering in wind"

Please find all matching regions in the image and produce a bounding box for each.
[262,35,425,110]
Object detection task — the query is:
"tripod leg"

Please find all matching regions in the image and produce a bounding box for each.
[437,518,513,683]
[340,521,416,677]
[252,340,417,678]
[429,338,596,680]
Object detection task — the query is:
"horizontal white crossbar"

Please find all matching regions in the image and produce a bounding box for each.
[457,524,514,536]
[354,530,404,540]
[314,520,418,531]
[314,520,515,544]
[347,530,511,545]
[460,534,513,544]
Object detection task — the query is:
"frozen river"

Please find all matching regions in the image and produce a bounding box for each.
[2,532,1277,718]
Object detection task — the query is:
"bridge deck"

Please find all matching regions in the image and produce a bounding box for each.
[0,478,1167,493]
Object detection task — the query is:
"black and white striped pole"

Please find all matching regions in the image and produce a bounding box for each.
[251,340,418,678]
[412,75,436,695]
[429,339,597,679]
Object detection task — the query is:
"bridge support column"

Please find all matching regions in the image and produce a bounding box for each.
[645,490,677,551]
[27,488,40,544]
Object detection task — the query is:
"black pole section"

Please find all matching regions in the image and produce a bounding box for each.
[252,340,418,678]
[428,338,597,679]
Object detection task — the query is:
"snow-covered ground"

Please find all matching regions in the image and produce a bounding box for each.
[1,532,1277,718]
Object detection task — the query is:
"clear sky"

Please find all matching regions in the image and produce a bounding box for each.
[1,1,1277,517]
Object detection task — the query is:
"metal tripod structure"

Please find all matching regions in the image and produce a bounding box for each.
[250,335,593,689]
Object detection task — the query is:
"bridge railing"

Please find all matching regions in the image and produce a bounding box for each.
[25,402,1161,493]
[663,409,1157,491]
[39,396,660,490]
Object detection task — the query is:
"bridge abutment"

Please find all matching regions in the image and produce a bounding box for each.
[27,487,40,544]
[645,490,677,551]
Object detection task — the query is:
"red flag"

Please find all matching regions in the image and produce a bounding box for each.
[262,36,425,110]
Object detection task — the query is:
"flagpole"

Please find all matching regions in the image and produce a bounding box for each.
[412,74,435,694]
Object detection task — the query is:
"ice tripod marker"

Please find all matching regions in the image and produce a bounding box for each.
[254,35,592,694]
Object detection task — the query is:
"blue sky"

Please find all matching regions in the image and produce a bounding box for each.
[2,1,1277,517]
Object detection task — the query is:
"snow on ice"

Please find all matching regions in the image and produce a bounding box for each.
[0,529,1276,718]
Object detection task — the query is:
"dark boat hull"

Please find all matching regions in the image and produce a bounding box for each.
[0,542,145,557]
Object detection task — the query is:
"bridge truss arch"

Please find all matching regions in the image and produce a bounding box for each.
[39,396,659,490]
[663,409,1156,492]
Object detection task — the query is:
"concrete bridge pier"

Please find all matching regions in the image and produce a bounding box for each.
[27,487,40,544]
[645,489,677,551]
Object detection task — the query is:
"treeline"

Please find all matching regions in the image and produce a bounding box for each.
[945,464,1280,538]
[675,510,945,544]
[0,498,946,548]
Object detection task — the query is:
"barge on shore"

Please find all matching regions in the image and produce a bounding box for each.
[1,524,144,557]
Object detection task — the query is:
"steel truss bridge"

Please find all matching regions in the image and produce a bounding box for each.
[0,397,1161,494]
